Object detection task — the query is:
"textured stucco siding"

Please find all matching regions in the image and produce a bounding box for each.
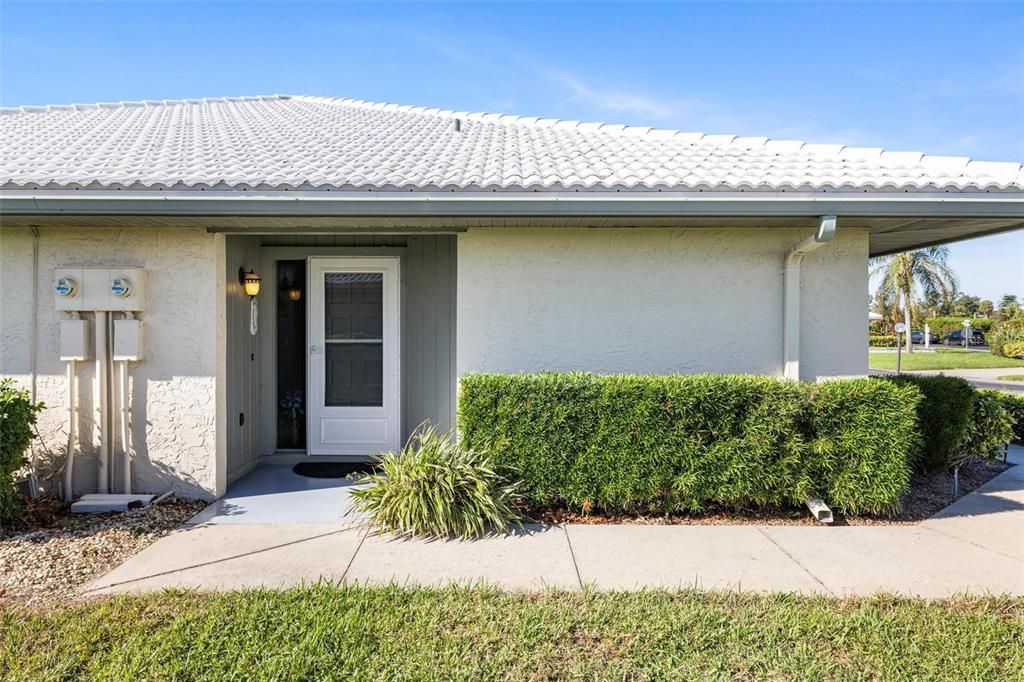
[457,227,868,382]
[0,227,224,500]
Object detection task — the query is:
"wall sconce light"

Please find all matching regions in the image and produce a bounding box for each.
[239,268,261,298]
[281,276,302,302]
[239,268,261,335]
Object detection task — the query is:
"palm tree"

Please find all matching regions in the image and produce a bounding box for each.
[870,247,958,353]
[999,294,1021,321]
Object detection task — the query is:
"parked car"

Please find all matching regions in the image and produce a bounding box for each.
[943,330,986,346]
[910,330,940,345]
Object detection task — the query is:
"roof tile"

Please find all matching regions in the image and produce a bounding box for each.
[1,94,1022,192]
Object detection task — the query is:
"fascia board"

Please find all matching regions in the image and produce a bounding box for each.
[1,190,1022,218]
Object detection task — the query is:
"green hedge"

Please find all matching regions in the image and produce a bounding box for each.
[806,380,919,515]
[869,335,897,347]
[881,375,976,473]
[986,391,1024,444]
[0,379,45,524]
[459,372,600,509]
[873,377,1018,470]
[459,373,918,516]
[961,391,1015,465]
[925,317,994,338]
[459,373,812,513]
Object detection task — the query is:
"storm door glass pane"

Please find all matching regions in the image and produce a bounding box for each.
[324,273,383,406]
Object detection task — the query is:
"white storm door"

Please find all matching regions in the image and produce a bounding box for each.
[307,257,400,455]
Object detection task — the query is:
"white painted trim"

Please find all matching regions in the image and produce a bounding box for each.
[3,190,1022,218]
[306,256,401,455]
[213,233,229,497]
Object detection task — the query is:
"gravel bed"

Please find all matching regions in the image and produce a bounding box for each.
[535,458,1014,527]
[0,499,204,608]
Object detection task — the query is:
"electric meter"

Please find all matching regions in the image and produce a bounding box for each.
[111,277,133,297]
[53,267,146,311]
[55,277,78,298]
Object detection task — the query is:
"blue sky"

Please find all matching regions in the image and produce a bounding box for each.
[2,1,1022,302]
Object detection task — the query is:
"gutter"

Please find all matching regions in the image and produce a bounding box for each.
[783,215,837,381]
[1,190,1022,218]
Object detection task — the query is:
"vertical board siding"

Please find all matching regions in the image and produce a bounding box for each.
[231,234,454,464]
[402,235,456,439]
[225,236,262,481]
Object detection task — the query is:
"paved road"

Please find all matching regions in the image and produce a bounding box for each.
[87,448,1024,598]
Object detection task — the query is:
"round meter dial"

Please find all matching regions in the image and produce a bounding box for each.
[111,277,133,297]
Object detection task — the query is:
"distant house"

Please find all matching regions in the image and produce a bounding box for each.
[2,95,1021,500]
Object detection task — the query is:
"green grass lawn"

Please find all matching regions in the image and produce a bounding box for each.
[3,586,1022,680]
[869,348,1024,371]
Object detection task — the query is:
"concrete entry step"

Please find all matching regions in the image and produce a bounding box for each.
[187,465,369,525]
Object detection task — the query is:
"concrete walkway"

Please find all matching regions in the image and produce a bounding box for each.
[87,449,1024,598]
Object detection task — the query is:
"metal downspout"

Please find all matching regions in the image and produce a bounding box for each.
[783,215,837,381]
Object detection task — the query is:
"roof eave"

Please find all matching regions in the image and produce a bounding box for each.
[2,189,1023,218]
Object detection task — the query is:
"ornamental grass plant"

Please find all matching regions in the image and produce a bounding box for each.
[349,425,522,539]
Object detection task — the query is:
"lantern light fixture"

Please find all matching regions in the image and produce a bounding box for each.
[239,268,261,298]
[281,276,302,302]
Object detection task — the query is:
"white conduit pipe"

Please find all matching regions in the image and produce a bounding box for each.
[783,215,837,381]
[29,227,39,404]
[63,360,77,502]
[96,311,110,494]
[120,359,131,495]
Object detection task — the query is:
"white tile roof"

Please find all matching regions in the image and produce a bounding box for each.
[2,94,1022,192]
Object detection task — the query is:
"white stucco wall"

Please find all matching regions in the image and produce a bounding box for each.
[0,227,225,500]
[457,227,869,382]
[0,223,869,500]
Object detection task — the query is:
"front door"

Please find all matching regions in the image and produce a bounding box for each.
[307,257,400,455]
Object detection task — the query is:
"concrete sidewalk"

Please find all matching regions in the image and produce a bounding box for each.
[87,449,1024,599]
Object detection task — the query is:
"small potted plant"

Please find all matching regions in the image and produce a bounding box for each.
[280,390,304,447]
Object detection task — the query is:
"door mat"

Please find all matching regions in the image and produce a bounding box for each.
[292,461,380,479]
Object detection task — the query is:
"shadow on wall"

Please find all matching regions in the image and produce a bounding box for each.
[136,459,210,502]
[130,377,215,501]
[63,373,216,501]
